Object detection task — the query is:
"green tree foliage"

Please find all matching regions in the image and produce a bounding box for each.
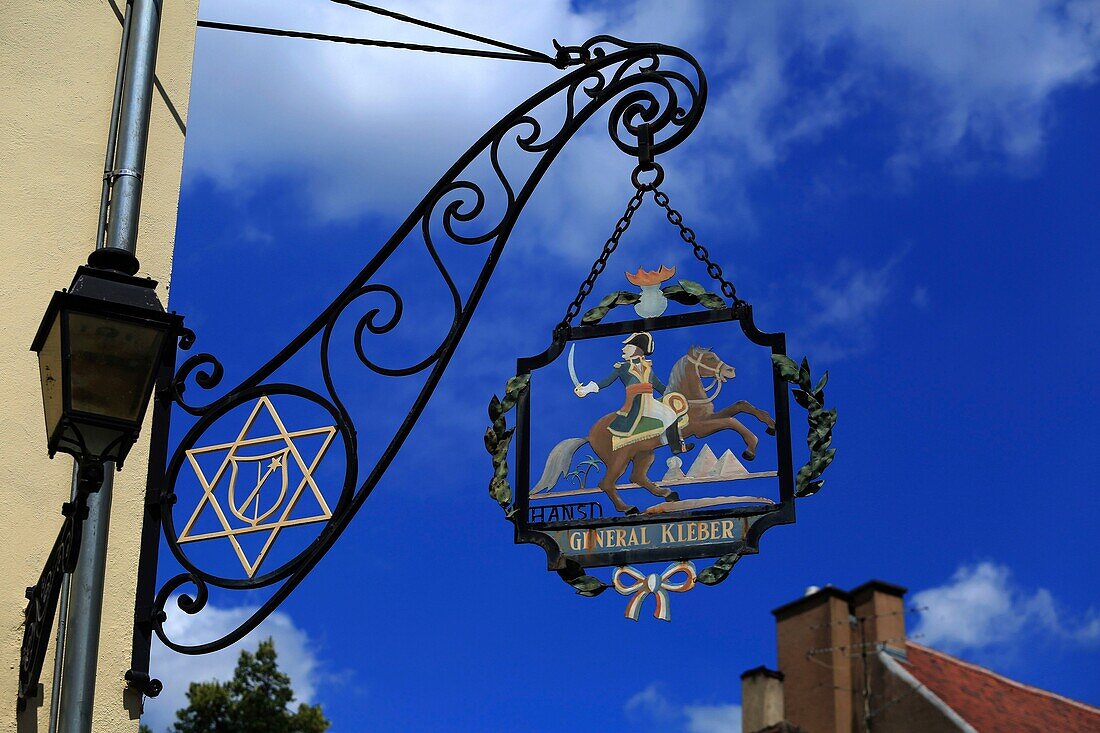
[153,638,329,733]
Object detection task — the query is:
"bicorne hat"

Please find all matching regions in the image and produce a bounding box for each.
[622,331,654,356]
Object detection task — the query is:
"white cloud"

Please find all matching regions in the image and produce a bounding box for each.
[187,0,602,220]
[625,682,679,723]
[685,703,743,733]
[142,596,324,733]
[781,250,906,361]
[912,562,1100,655]
[625,683,743,733]
[827,0,1100,169]
[182,0,1100,237]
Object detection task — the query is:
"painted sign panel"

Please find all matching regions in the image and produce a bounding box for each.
[546,515,753,557]
[505,270,798,577]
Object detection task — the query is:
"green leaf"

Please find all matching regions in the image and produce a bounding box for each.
[581,305,611,324]
[569,574,608,597]
[797,479,824,498]
[698,553,741,585]
[493,435,513,463]
[798,357,811,390]
[483,427,498,454]
[580,292,639,324]
[489,476,511,505]
[505,373,530,397]
[594,292,621,308]
[487,395,503,421]
[698,293,727,310]
[813,371,829,395]
[791,389,814,410]
[679,279,706,296]
[662,286,696,305]
[772,354,801,382]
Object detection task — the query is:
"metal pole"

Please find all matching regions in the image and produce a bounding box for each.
[57,467,114,732]
[58,0,162,729]
[104,0,162,258]
[96,0,134,252]
[46,467,79,733]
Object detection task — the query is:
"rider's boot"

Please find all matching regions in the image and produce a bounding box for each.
[666,425,694,454]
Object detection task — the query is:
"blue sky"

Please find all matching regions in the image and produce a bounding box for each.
[144,1,1100,731]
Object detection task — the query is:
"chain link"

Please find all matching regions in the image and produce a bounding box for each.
[556,178,745,335]
[556,186,648,333]
[652,187,743,306]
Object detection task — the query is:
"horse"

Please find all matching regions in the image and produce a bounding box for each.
[535,346,776,515]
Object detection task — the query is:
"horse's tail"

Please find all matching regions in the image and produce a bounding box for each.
[532,437,589,494]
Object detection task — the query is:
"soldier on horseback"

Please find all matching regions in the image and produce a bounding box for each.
[574,332,694,455]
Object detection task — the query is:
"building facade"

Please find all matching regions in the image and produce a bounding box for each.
[742,581,1100,733]
[1,2,199,731]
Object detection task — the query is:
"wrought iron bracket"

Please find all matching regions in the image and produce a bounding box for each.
[17,491,93,711]
[127,34,709,688]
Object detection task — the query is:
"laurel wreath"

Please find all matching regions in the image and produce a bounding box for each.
[771,354,836,497]
[485,374,529,517]
[486,352,837,593]
[580,279,727,325]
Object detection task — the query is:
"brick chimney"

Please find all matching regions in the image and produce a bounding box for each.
[741,666,785,732]
[773,586,854,733]
[848,581,908,733]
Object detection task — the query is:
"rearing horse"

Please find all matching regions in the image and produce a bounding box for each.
[535,346,775,514]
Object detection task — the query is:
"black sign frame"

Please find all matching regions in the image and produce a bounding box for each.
[512,304,796,572]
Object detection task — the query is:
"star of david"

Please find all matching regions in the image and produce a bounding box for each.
[178,396,337,578]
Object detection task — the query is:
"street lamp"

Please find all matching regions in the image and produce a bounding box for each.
[30,248,182,472]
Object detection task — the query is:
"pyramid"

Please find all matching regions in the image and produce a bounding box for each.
[713,449,750,478]
[686,445,719,478]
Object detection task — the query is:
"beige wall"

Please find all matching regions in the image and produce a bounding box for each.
[0,1,198,731]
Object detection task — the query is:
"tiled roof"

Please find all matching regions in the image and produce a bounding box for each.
[902,642,1100,733]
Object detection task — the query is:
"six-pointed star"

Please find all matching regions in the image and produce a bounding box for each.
[179,396,337,577]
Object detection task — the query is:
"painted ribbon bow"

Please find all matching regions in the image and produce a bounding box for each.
[613,561,697,622]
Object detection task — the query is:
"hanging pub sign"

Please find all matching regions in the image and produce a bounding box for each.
[486,171,836,622]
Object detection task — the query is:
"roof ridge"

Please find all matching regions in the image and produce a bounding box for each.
[906,641,1100,716]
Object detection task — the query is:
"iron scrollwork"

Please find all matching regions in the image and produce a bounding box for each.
[18,495,89,710]
[128,36,708,687]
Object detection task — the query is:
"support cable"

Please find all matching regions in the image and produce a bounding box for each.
[198,1,572,67]
[196,20,559,64]
[328,0,554,62]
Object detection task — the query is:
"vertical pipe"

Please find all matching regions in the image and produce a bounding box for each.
[96,0,134,252]
[46,467,79,733]
[57,467,114,732]
[103,0,162,258]
[58,1,162,730]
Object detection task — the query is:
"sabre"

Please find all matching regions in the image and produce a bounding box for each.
[567,343,583,389]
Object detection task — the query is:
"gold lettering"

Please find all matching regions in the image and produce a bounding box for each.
[711,521,721,540]
[642,527,651,544]
[698,522,710,541]
[616,529,627,547]
[627,527,640,546]
[569,532,584,551]
[594,530,605,548]
[687,523,697,541]
[662,524,674,543]
[721,520,735,539]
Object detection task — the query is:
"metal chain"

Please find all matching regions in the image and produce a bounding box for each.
[556,186,648,333]
[652,186,744,306]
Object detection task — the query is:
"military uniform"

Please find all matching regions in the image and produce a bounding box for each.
[591,333,690,451]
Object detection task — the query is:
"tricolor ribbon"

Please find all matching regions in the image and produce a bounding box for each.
[613,561,698,622]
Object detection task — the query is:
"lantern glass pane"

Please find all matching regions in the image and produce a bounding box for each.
[37,313,64,437]
[67,312,166,424]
